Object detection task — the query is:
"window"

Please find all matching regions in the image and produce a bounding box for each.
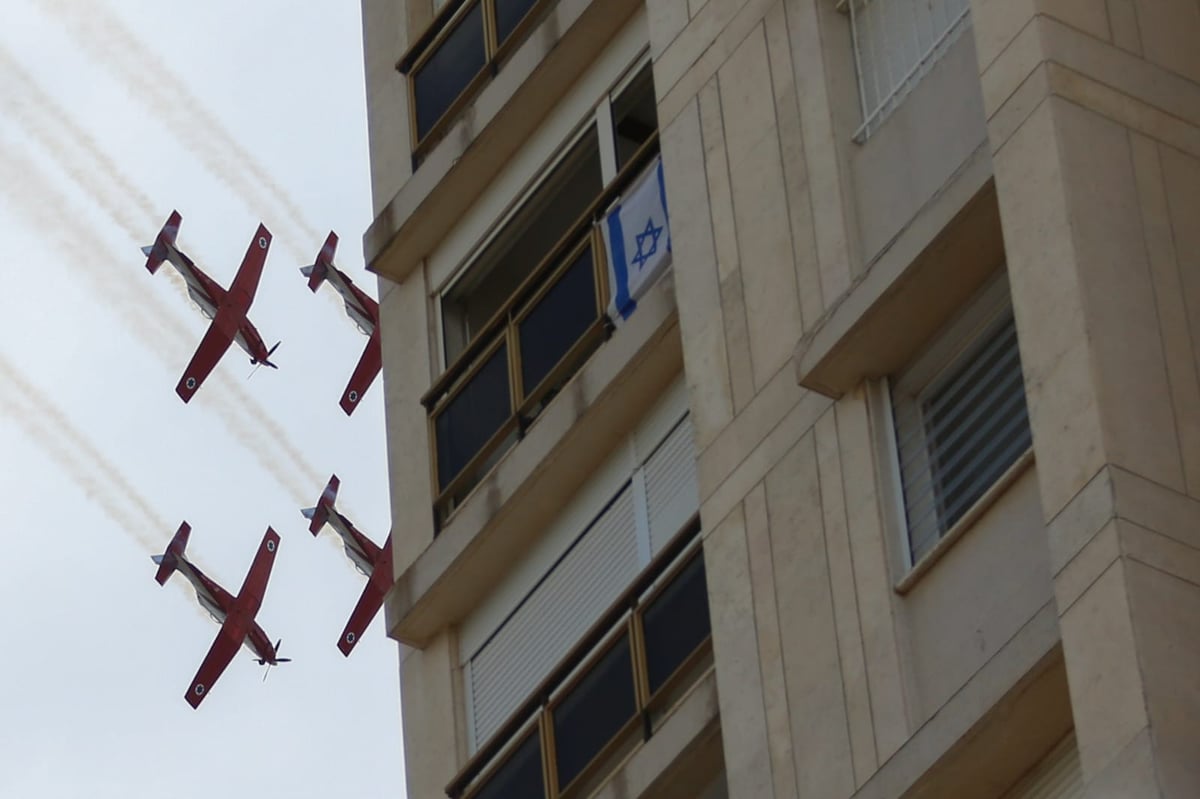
[401,0,549,154]
[410,3,488,145]
[471,729,545,799]
[464,410,697,749]
[891,275,1032,565]
[449,526,711,799]
[846,0,972,141]
[442,131,604,363]
[423,61,660,526]
[552,636,637,790]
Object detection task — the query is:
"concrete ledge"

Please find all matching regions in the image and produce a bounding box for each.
[364,0,641,283]
[385,277,682,646]
[852,602,1071,799]
[794,147,1001,398]
[592,668,724,799]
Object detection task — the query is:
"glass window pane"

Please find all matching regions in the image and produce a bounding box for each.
[552,637,636,790]
[473,730,545,799]
[413,3,487,141]
[518,245,596,397]
[642,552,710,695]
[435,342,511,491]
[494,0,538,46]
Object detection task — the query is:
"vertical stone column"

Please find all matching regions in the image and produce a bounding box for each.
[968,2,1200,795]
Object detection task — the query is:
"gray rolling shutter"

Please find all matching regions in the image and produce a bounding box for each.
[469,486,639,747]
[644,415,698,555]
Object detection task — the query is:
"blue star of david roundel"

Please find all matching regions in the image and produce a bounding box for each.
[632,218,664,270]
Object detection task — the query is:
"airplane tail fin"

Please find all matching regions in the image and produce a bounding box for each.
[152,521,191,585]
[303,474,340,535]
[300,231,338,292]
[143,210,182,275]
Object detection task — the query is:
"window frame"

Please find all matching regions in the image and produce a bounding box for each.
[438,119,605,369]
[450,517,711,799]
[400,0,557,158]
[884,273,1034,578]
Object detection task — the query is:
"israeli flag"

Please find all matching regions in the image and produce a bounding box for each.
[603,156,671,321]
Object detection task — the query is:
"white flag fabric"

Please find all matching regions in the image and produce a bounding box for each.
[602,156,671,321]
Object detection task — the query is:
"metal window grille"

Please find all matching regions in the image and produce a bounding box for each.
[893,311,1031,563]
[848,0,972,141]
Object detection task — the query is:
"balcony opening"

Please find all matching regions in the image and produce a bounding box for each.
[611,63,656,171]
[442,131,603,364]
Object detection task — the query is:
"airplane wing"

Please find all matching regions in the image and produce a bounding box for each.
[337,536,393,657]
[185,624,243,709]
[340,328,383,416]
[225,224,272,312]
[181,529,280,708]
[235,528,280,616]
[175,309,239,402]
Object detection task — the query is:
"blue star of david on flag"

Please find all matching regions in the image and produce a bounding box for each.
[603,156,671,321]
[632,218,664,270]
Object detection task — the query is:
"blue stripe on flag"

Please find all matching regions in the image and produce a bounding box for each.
[657,161,671,254]
[606,204,637,319]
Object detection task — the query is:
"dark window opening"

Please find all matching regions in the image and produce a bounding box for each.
[552,637,636,790]
[517,245,597,398]
[472,730,545,799]
[434,342,511,491]
[611,63,657,172]
[412,5,487,142]
[494,0,539,47]
[642,552,710,695]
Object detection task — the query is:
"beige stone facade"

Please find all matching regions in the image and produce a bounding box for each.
[360,0,1200,796]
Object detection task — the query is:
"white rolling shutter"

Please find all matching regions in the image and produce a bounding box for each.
[643,415,698,555]
[464,393,699,751]
[469,486,639,746]
[1001,736,1082,799]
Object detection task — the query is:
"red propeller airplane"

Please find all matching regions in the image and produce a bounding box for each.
[301,475,392,656]
[152,522,289,708]
[300,232,381,415]
[142,211,280,402]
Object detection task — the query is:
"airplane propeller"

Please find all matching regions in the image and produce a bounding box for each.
[247,342,282,379]
[257,639,292,682]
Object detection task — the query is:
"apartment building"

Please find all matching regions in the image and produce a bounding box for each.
[358,0,1200,796]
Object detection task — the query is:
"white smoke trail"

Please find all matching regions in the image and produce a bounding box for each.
[0,139,320,504]
[0,354,205,612]
[0,44,191,302]
[30,0,324,261]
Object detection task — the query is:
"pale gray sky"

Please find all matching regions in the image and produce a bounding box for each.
[0,2,405,797]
